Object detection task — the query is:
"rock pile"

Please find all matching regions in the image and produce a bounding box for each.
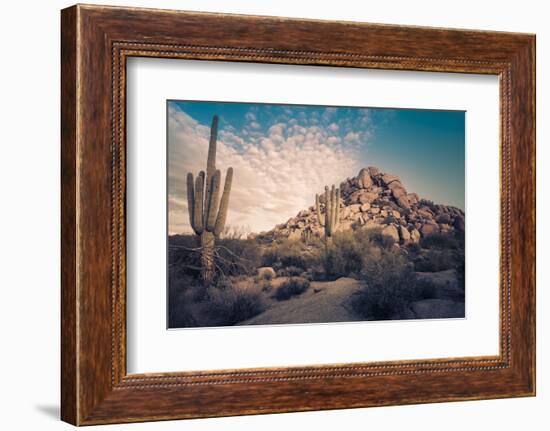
[257,167,465,245]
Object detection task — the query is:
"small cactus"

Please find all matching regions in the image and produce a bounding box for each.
[301,226,313,245]
[186,115,233,285]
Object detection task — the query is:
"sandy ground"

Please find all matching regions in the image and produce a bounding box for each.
[240,277,365,325]
[238,269,464,325]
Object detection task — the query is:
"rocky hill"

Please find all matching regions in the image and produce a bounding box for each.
[257,166,465,244]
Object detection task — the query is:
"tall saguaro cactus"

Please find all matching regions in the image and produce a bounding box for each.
[316,185,341,240]
[186,115,233,285]
[315,185,341,262]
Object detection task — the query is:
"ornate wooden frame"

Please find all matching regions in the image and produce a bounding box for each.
[61,4,536,425]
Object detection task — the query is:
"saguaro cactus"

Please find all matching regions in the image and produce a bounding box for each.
[316,185,341,242]
[315,185,341,266]
[186,115,233,285]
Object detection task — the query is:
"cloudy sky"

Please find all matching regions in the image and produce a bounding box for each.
[168,100,465,235]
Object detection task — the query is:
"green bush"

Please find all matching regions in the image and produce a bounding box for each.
[274,277,310,301]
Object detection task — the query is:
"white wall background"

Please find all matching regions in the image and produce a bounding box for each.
[0,1,546,430]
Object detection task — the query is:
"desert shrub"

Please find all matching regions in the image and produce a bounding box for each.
[351,251,416,320]
[276,265,304,277]
[419,199,437,213]
[260,270,274,281]
[420,232,460,250]
[262,238,322,272]
[216,237,262,276]
[325,230,365,278]
[204,279,266,325]
[368,229,397,249]
[406,241,422,254]
[305,265,326,281]
[168,234,202,280]
[414,278,439,300]
[414,248,456,272]
[322,228,405,278]
[456,258,465,290]
[261,281,272,292]
[167,234,262,281]
[167,274,202,328]
[274,277,310,301]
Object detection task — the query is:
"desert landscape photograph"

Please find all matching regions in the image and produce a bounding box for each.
[167,100,465,328]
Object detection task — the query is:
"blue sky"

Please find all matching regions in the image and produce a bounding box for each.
[167,100,464,234]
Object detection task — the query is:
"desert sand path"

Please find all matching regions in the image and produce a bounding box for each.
[240,277,365,325]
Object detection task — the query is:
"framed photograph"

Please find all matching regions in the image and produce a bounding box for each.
[61,4,535,425]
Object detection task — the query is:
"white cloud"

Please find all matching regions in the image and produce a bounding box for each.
[168,105,366,235]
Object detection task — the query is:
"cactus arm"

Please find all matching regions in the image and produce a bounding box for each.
[332,185,338,235]
[207,115,218,178]
[315,194,325,227]
[193,171,205,234]
[205,169,221,231]
[325,186,331,235]
[335,187,341,226]
[203,115,219,221]
[186,173,195,231]
[213,167,233,236]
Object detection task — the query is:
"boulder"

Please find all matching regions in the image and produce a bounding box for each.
[417,209,433,219]
[367,166,380,177]
[399,225,411,242]
[410,228,421,243]
[392,210,401,219]
[381,173,400,186]
[381,225,400,242]
[363,220,381,230]
[341,206,351,219]
[454,214,465,231]
[439,223,452,232]
[370,207,380,215]
[396,195,411,209]
[257,267,276,279]
[356,168,373,188]
[287,229,302,241]
[349,190,377,204]
[421,223,439,236]
[349,204,362,213]
[391,185,408,199]
[351,212,363,221]
[436,214,452,224]
[407,193,419,204]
